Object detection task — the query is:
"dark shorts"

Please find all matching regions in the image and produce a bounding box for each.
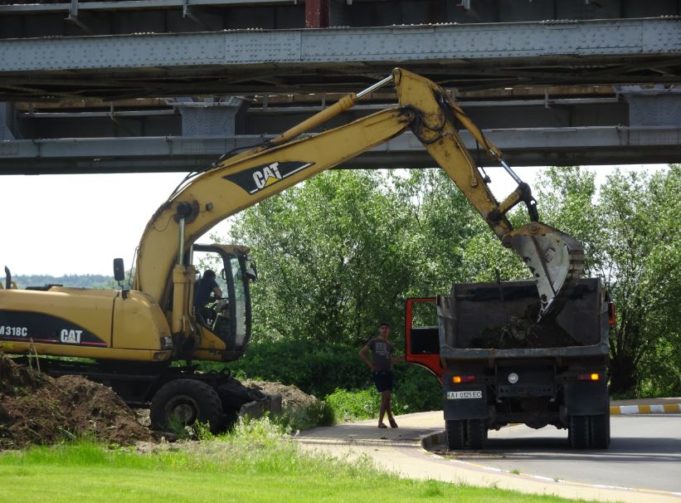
[372,370,394,392]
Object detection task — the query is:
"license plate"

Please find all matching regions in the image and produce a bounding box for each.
[446,390,482,400]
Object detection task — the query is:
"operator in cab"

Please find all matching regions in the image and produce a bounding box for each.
[194,270,222,321]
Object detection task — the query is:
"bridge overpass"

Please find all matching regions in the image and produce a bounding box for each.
[0,0,679,173]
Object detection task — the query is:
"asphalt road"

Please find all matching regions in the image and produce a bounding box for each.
[452,415,681,494]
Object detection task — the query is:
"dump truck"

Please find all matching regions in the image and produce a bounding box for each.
[406,278,614,450]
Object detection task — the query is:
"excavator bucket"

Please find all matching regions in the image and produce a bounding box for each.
[506,222,585,320]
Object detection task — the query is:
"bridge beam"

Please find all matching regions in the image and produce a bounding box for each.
[0,126,678,175]
[0,18,679,99]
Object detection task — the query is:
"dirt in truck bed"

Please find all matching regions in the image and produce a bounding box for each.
[0,354,151,449]
[472,305,577,349]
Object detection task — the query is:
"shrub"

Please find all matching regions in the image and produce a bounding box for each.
[325,388,380,422]
[223,339,371,398]
[274,400,336,431]
[207,339,443,424]
[325,366,442,422]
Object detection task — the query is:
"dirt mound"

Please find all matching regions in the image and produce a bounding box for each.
[0,355,150,449]
[244,380,321,419]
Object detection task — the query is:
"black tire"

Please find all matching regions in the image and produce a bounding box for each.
[568,415,590,449]
[466,419,487,450]
[151,379,224,433]
[446,420,466,450]
[589,414,610,449]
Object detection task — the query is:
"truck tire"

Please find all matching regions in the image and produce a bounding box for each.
[568,415,590,449]
[151,379,224,434]
[466,419,487,450]
[588,414,610,449]
[446,420,466,450]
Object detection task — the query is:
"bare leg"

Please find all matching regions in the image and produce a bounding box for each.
[378,391,389,427]
[386,391,398,428]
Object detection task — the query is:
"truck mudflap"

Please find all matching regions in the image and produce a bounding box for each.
[442,370,488,421]
[564,377,609,416]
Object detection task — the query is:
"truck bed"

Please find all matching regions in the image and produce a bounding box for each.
[437,278,609,362]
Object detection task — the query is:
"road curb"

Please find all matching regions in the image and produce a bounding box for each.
[420,430,446,451]
[610,403,681,415]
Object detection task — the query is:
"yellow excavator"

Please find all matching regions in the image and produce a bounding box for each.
[0,69,583,431]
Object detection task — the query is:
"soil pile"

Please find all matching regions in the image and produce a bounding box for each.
[245,380,320,416]
[474,315,576,349]
[0,355,150,448]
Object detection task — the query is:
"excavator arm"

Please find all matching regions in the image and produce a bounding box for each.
[133,69,583,337]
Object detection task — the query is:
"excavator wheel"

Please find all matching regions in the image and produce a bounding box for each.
[150,379,224,434]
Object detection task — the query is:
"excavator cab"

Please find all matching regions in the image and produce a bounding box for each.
[190,244,255,358]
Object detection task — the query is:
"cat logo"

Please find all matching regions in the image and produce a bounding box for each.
[60,329,83,344]
[224,161,315,194]
[252,162,283,190]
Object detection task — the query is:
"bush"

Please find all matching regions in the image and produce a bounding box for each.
[223,339,371,398]
[274,400,335,431]
[325,388,380,422]
[391,365,442,414]
[212,339,443,423]
[325,365,442,422]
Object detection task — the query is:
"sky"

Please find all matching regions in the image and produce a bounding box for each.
[0,164,667,276]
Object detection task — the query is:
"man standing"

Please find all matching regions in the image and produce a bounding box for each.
[359,322,400,428]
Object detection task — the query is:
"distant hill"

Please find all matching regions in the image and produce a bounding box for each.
[13,274,115,289]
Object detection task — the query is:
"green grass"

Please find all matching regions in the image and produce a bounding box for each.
[0,420,577,503]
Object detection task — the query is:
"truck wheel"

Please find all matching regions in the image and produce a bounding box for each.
[568,415,590,449]
[588,414,610,449]
[466,419,487,450]
[151,379,224,434]
[446,420,466,450]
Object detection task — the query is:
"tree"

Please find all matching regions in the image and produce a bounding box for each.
[396,168,528,294]
[536,166,681,396]
[228,170,417,345]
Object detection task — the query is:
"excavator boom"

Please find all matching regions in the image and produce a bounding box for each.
[134,68,583,326]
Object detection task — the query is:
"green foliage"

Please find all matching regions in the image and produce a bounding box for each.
[325,365,441,422]
[392,365,441,413]
[230,170,417,345]
[226,339,370,398]
[273,400,336,432]
[226,337,441,421]
[537,166,681,396]
[325,388,381,421]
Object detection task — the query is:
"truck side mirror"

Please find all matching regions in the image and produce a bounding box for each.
[113,258,125,282]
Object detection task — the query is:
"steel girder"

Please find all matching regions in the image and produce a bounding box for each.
[0,126,678,174]
[0,17,679,99]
